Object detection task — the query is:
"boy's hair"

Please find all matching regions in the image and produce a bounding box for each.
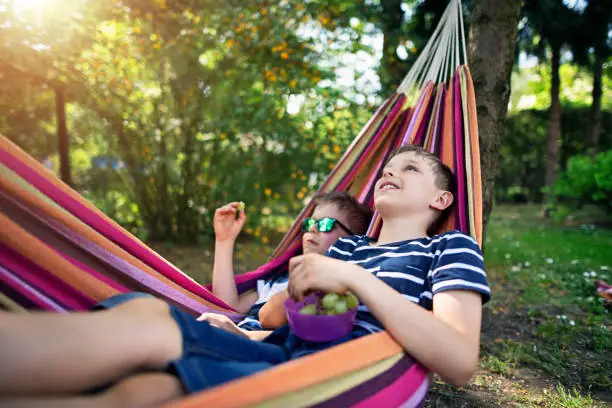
[385,145,456,235]
[314,191,373,235]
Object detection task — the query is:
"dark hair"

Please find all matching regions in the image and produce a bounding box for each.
[385,145,456,235]
[314,191,373,235]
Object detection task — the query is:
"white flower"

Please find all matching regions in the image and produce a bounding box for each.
[583,272,590,277]
[505,253,511,259]
[571,260,578,265]
[587,297,594,302]
[546,258,554,264]
[511,265,521,272]
[556,315,561,319]
[569,320,575,326]
[601,266,609,270]
[524,262,531,267]
[590,271,597,277]
[561,315,567,319]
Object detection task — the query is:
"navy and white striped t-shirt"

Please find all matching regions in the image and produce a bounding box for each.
[326,231,490,334]
[237,271,289,331]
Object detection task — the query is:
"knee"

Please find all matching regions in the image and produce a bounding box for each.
[101,374,184,408]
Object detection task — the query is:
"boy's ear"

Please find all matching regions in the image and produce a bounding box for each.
[430,191,454,211]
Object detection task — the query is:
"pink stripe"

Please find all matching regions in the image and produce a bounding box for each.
[429,86,446,155]
[0,245,92,310]
[401,82,434,144]
[352,363,429,408]
[55,251,130,294]
[0,265,65,312]
[0,148,232,310]
[453,73,468,233]
[341,96,406,189]
[0,191,131,295]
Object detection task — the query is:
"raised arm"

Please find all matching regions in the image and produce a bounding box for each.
[211,202,257,313]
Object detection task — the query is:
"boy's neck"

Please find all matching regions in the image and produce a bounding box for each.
[375,214,430,245]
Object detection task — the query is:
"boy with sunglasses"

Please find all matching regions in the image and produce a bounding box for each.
[200,192,372,337]
[0,146,489,407]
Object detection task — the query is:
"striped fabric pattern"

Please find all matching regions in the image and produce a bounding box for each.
[0,63,480,407]
[326,232,489,334]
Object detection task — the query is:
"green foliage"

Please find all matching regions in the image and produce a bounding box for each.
[497,109,612,203]
[0,0,377,243]
[548,385,603,408]
[551,150,612,214]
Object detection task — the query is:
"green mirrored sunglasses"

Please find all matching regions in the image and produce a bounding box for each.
[301,217,355,235]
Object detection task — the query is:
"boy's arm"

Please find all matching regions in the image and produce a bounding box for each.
[258,290,289,329]
[288,253,484,387]
[347,271,482,387]
[211,240,258,314]
[211,203,258,314]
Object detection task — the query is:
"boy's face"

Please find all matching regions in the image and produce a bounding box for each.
[302,203,352,255]
[373,151,443,215]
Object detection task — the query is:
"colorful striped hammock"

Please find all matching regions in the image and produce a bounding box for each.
[0,0,482,406]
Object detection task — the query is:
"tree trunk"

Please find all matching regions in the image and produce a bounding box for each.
[55,88,72,186]
[468,0,522,236]
[587,52,603,158]
[545,45,562,191]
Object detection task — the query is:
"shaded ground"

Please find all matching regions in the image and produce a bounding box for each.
[152,204,611,407]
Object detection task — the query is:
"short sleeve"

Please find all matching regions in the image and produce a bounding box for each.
[325,236,361,260]
[430,232,491,304]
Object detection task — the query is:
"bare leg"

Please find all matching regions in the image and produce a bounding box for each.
[0,373,184,408]
[0,298,183,396]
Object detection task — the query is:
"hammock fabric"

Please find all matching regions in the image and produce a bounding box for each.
[0,0,482,406]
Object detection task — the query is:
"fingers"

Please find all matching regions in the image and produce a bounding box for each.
[288,257,309,300]
[215,203,247,219]
[197,313,230,324]
[289,255,304,274]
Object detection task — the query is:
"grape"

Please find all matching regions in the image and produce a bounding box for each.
[321,293,339,309]
[334,299,348,314]
[299,304,317,315]
[345,292,359,309]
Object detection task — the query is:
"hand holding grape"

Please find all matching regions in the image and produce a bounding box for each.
[287,253,361,301]
[213,201,246,243]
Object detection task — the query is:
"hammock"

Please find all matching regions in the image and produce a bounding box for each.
[0,0,482,406]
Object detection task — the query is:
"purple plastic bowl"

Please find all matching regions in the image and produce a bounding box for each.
[284,294,357,343]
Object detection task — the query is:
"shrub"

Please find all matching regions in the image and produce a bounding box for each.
[551,150,612,213]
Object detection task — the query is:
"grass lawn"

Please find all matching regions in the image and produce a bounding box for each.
[152,204,611,407]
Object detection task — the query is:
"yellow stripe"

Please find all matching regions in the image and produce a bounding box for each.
[254,354,404,408]
[0,164,65,212]
[0,292,28,312]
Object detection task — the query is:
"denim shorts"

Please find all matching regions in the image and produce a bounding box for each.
[95,292,366,394]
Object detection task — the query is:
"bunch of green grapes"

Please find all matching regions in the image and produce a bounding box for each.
[299,292,359,316]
